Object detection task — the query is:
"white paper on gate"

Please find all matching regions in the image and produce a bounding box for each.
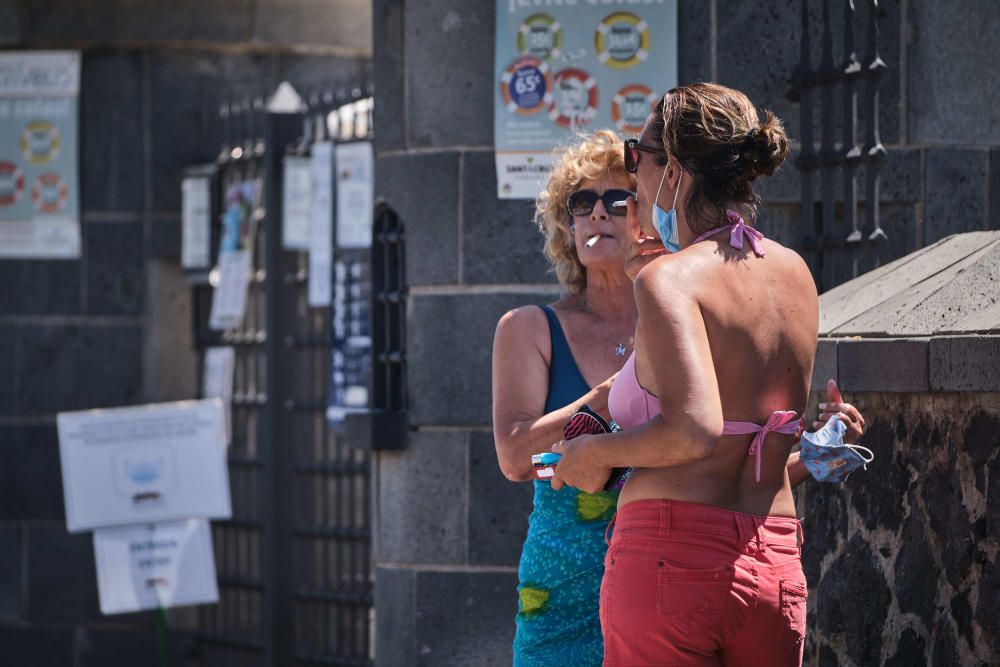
[334,141,374,249]
[93,519,218,615]
[309,142,334,306]
[57,399,231,532]
[181,176,212,269]
[202,347,235,445]
[282,155,312,250]
[208,250,252,330]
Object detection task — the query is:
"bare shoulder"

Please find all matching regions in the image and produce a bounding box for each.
[494,302,552,358]
[633,252,699,303]
[766,240,818,299]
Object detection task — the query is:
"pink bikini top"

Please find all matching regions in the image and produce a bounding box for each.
[608,210,800,482]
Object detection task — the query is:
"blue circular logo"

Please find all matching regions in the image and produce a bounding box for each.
[508,64,547,111]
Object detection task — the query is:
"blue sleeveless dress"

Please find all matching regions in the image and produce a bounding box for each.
[512,305,619,667]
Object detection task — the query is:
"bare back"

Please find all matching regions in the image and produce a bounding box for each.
[622,235,819,516]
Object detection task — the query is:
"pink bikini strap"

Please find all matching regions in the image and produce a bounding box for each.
[692,209,766,257]
[721,410,800,482]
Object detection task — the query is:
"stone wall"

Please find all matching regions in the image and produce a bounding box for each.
[798,392,1000,666]
[0,1,369,664]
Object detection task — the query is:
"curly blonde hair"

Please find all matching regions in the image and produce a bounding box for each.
[535,129,634,295]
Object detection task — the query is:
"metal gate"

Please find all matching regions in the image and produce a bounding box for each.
[187,88,374,667]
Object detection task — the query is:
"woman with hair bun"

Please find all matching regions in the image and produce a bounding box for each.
[549,83,822,666]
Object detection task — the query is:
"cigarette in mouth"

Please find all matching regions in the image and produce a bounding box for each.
[586,235,601,248]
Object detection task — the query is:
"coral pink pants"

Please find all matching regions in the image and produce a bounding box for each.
[600,499,807,666]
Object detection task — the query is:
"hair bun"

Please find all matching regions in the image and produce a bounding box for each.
[744,111,789,178]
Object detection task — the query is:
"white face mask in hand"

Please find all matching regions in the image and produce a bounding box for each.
[799,417,874,482]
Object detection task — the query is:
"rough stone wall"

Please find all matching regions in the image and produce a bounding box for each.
[798,392,1000,666]
[0,2,369,665]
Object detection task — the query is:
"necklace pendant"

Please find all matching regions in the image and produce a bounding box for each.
[614,343,627,357]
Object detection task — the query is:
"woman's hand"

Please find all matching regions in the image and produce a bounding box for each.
[549,435,613,495]
[813,378,865,444]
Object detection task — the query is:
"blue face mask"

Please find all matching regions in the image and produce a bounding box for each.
[651,165,681,253]
[799,416,874,483]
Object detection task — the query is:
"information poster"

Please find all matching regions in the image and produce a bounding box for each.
[494,1,677,198]
[181,173,212,269]
[0,51,81,257]
[328,257,371,425]
[202,346,235,445]
[282,155,312,250]
[93,519,219,615]
[57,399,231,532]
[309,142,334,307]
[209,180,259,330]
[334,141,374,249]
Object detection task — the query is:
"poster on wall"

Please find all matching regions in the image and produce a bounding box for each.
[93,519,219,615]
[181,170,213,269]
[494,2,677,199]
[281,155,312,250]
[309,141,334,307]
[0,51,81,258]
[334,141,374,249]
[209,180,259,330]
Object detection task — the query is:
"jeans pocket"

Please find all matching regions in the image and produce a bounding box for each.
[656,559,733,634]
[779,578,808,654]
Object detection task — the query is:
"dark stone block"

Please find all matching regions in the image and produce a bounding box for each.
[0,424,65,520]
[816,643,839,667]
[468,432,532,566]
[678,0,712,84]
[931,621,960,667]
[405,1,493,148]
[372,0,405,153]
[0,326,15,415]
[800,482,848,583]
[975,548,1000,646]
[25,0,251,44]
[812,337,837,391]
[815,535,890,667]
[0,522,22,620]
[408,292,558,426]
[986,452,1000,549]
[872,147,922,205]
[923,465,973,590]
[79,51,145,214]
[254,0,370,52]
[461,152,550,285]
[837,337,928,392]
[148,52,276,212]
[150,218,180,262]
[0,626,75,667]
[894,511,939,627]
[414,570,516,667]
[885,628,927,667]
[991,148,1000,229]
[374,566,415,666]
[375,152,460,285]
[377,432,467,564]
[846,418,908,531]
[0,259,81,316]
[0,0,22,45]
[907,0,1000,145]
[27,521,101,623]
[717,0,801,139]
[924,148,989,244]
[930,336,1000,392]
[16,323,143,415]
[950,591,975,651]
[85,221,145,316]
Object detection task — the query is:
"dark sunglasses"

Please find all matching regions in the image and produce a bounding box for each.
[624,138,668,174]
[566,188,635,217]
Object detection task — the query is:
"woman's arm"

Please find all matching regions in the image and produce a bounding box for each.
[492,306,616,482]
[787,379,866,488]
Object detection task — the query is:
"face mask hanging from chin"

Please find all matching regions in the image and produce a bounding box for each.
[652,165,682,253]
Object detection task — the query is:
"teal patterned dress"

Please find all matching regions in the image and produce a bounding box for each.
[513,306,618,666]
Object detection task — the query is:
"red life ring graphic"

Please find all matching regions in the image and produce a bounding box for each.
[611,84,658,134]
[500,55,553,116]
[31,172,69,214]
[548,68,599,129]
[0,161,25,206]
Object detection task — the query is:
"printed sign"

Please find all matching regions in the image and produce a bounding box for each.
[282,155,312,250]
[93,519,219,615]
[209,180,259,330]
[494,2,677,198]
[181,172,213,269]
[0,51,81,257]
[335,141,374,249]
[309,142,334,307]
[57,400,231,532]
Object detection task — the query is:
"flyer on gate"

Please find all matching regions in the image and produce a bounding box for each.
[493,1,677,199]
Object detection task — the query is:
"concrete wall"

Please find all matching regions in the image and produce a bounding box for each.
[372,1,999,665]
[0,1,369,664]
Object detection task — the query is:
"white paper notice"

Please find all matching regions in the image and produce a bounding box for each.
[181,176,211,269]
[334,141,374,249]
[93,519,219,615]
[208,250,252,330]
[309,142,334,307]
[282,155,312,250]
[57,399,231,532]
[202,347,234,445]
